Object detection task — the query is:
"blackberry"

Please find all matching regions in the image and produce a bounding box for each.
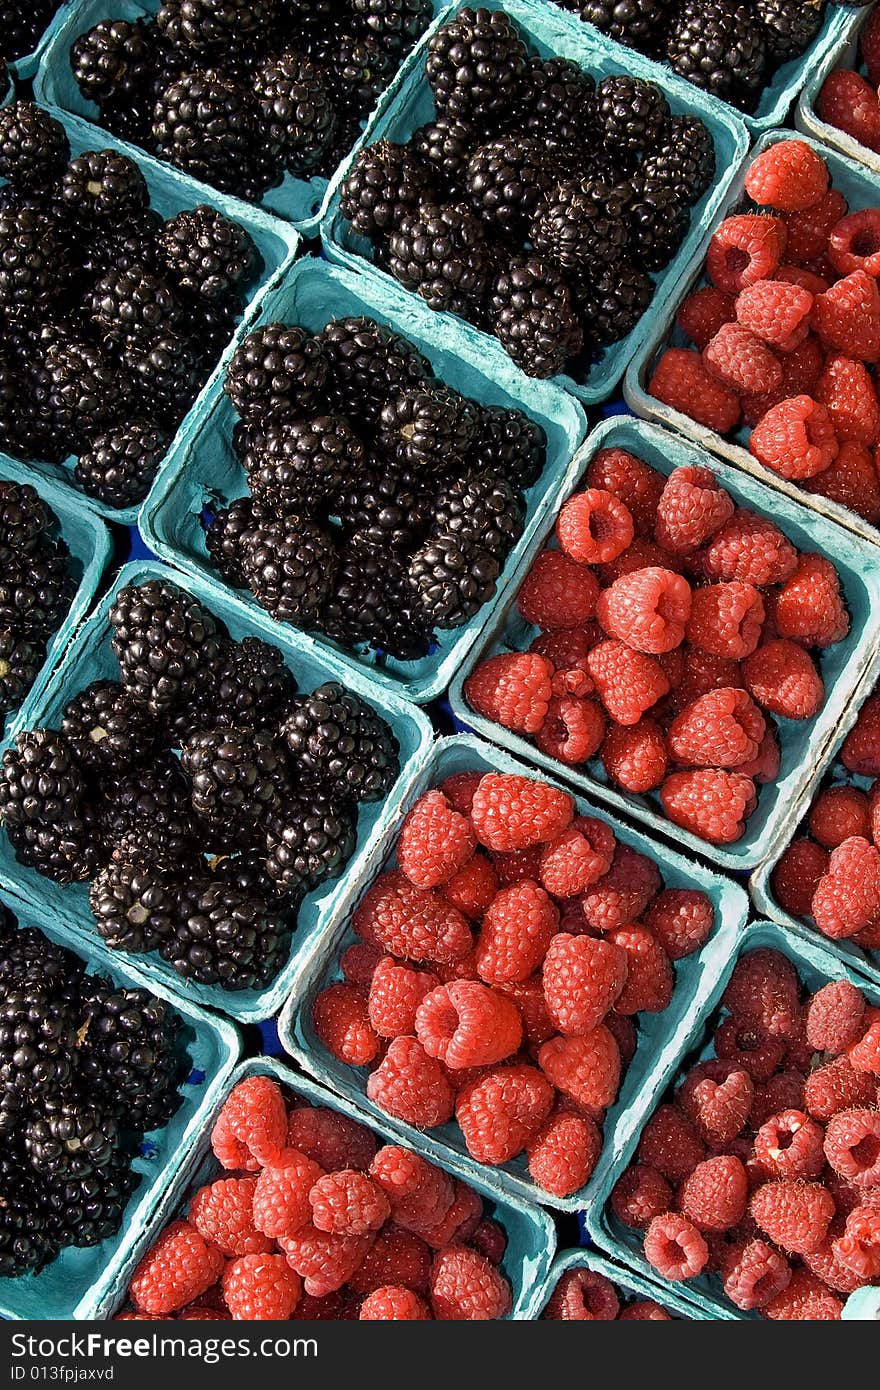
[151,69,283,199]
[44,339,128,445]
[469,404,546,490]
[465,137,552,236]
[109,578,224,715]
[593,75,670,157]
[75,980,183,1131]
[121,330,203,431]
[205,495,265,588]
[156,0,281,55]
[426,7,527,121]
[155,205,258,304]
[5,806,105,884]
[351,0,433,55]
[181,727,289,826]
[281,682,399,803]
[666,0,767,109]
[95,93,156,150]
[210,849,292,905]
[89,854,177,954]
[576,0,669,54]
[240,515,337,628]
[0,1160,55,1276]
[212,636,296,730]
[0,207,63,315]
[79,208,162,278]
[0,0,59,59]
[339,140,432,238]
[74,420,171,509]
[432,472,524,562]
[0,103,69,189]
[489,255,583,379]
[264,792,357,890]
[70,19,154,106]
[0,480,53,551]
[161,878,288,989]
[253,53,337,176]
[378,384,477,473]
[24,1094,119,1179]
[60,149,150,224]
[516,56,595,172]
[408,531,500,628]
[243,416,365,513]
[625,174,690,271]
[387,201,490,317]
[755,0,823,63]
[412,116,475,191]
[325,34,396,115]
[318,543,434,662]
[188,291,244,365]
[639,115,716,206]
[87,267,183,345]
[224,322,328,423]
[0,544,75,638]
[0,729,85,828]
[0,632,45,715]
[317,316,432,426]
[573,259,654,346]
[60,680,156,774]
[42,1150,137,1249]
[101,755,202,855]
[335,460,431,554]
[530,177,630,274]
[311,111,362,180]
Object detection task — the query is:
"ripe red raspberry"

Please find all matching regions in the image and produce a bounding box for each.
[740,728,781,784]
[751,1070,806,1130]
[670,647,744,716]
[774,552,850,649]
[714,1018,786,1083]
[538,1026,621,1111]
[368,1146,454,1232]
[586,639,669,725]
[496,975,555,1047]
[348,1224,431,1297]
[723,947,802,1037]
[742,639,824,721]
[470,772,574,852]
[556,488,635,567]
[829,208,880,278]
[704,323,783,395]
[352,870,472,965]
[599,718,668,794]
[678,1061,753,1150]
[668,686,766,769]
[429,1246,511,1320]
[721,1239,792,1311]
[776,265,829,293]
[542,933,628,1035]
[312,983,379,1066]
[809,787,870,850]
[849,1007,880,1075]
[816,68,880,153]
[611,1163,672,1228]
[579,843,660,932]
[709,214,788,291]
[222,1253,301,1319]
[677,285,736,350]
[309,1169,390,1237]
[741,332,827,428]
[367,956,439,1039]
[464,652,553,736]
[644,1212,708,1281]
[686,582,764,660]
[526,1104,601,1197]
[805,1056,877,1123]
[279,1225,373,1297]
[842,693,880,777]
[807,979,867,1054]
[543,1268,620,1320]
[749,395,839,481]
[648,348,741,433]
[397,791,476,890]
[130,1221,226,1315]
[598,537,684,587]
[702,510,798,589]
[680,1155,748,1233]
[212,1076,287,1173]
[644,889,714,961]
[475,879,558,984]
[745,140,829,214]
[812,836,880,939]
[751,1179,836,1256]
[620,1300,671,1320]
[366,1036,454,1129]
[806,439,880,523]
[814,353,880,445]
[341,942,382,988]
[286,1105,377,1173]
[833,1206,880,1280]
[491,844,543,886]
[654,465,735,555]
[419,1179,482,1248]
[585,447,665,537]
[608,925,672,1015]
[469,1218,507,1266]
[537,826,605,900]
[753,1110,825,1182]
[415,980,522,1069]
[637,1104,706,1184]
[517,549,600,630]
[189,1178,272,1259]
[294,1288,358,1319]
[824,1108,880,1186]
[764,1266,843,1320]
[534,694,605,765]
[595,566,691,655]
[439,772,482,816]
[359,1285,430,1319]
[771,838,829,918]
[661,768,756,844]
[530,624,598,678]
[814,270,880,362]
[251,1147,324,1240]
[442,853,498,920]
[736,279,813,351]
[455,1063,554,1164]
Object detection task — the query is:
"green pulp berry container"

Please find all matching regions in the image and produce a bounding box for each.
[0,559,433,1024]
[0,888,240,1322]
[533,1247,715,1320]
[278,732,749,1214]
[320,0,748,407]
[104,1056,557,1321]
[449,416,880,874]
[139,255,587,706]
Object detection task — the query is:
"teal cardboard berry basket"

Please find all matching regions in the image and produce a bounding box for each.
[797,3,880,176]
[0,456,111,744]
[0,106,298,527]
[7,0,79,82]
[586,919,880,1321]
[33,0,452,235]
[533,1247,715,1320]
[0,888,240,1322]
[448,416,880,875]
[277,733,749,1214]
[138,255,587,707]
[319,0,749,408]
[625,128,880,551]
[103,1056,557,1321]
[0,559,433,1025]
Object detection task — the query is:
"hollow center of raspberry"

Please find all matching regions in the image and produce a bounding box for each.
[773,1128,796,1152]
[724,248,751,277]
[804,416,825,449]
[851,1133,880,1170]
[589,510,616,544]
[851,230,880,258]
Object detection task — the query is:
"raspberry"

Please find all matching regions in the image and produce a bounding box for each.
[670,647,744,716]
[439,772,482,816]
[686,582,765,660]
[782,185,848,263]
[464,653,553,735]
[754,1110,825,1181]
[723,948,802,1037]
[475,879,558,984]
[527,1102,600,1196]
[809,787,870,850]
[620,1300,671,1320]
[534,695,605,765]
[648,349,741,433]
[596,567,692,655]
[833,1206,880,1280]
[556,489,634,566]
[442,854,498,920]
[814,271,880,362]
[366,1036,454,1129]
[496,975,555,1046]
[764,1267,843,1320]
[610,1163,673,1228]
[341,942,382,987]
[745,140,829,215]
[817,69,880,154]
[189,1178,273,1259]
[661,769,756,844]
[212,1076,287,1173]
[538,1026,621,1111]
[130,1222,226,1315]
[286,1105,377,1173]
[469,1219,507,1266]
[605,1011,637,1066]
[812,836,880,939]
[806,440,880,523]
[542,933,627,1035]
[637,1104,706,1184]
[455,1063,554,1164]
[537,826,605,900]
[419,1180,482,1247]
[584,447,664,537]
[348,1225,431,1296]
[714,1018,786,1082]
[429,1247,511,1321]
[367,957,439,1039]
[807,980,867,1054]
[741,335,827,429]
[491,845,543,886]
[368,1146,454,1234]
[517,549,600,630]
[751,1071,806,1130]
[707,215,787,295]
[415,980,522,1069]
[598,538,684,587]
[750,1180,835,1255]
[773,553,849,648]
[668,687,766,769]
[678,1062,754,1148]
[829,209,880,279]
[642,889,713,962]
[251,1147,324,1241]
[608,926,672,1015]
[543,1269,620,1320]
[740,729,781,784]
[704,515,796,593]
[529,625,598,682]
[470,772,574,851]
[804,1057,877,1122]
[842,694,880,777]
[359,1286,430,1319]
[295,1289,358,1319]
[677,286,736,350]
[680,1155,748,1233]
[849,1008,880,1075]
[222,1253,300,1319]
[599,718,668,794]
[313,983,379,1066]
[704,323,783,395]
[644,1212,708,1281]
[721,1239,791,1311]
[309,1170,390,1237]
[279,1225,373,1298]
[824,1109,880,1186]
[801,1228,864,1296]
[398,791,477,890]
[587,639,669,725]
[749,396,838,481]
[654,466,735,555]
[352,871,473,965]
[742,640,824,720]
[580,843,660,932]
[814,354,880,446]
[736,280,813,352]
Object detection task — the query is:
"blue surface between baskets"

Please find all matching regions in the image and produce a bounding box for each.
[448,416,880,874]
[534,1247,712,1320]
[278,733,749,1214]
[320,0,749,407]
[0,889,240,1322]
[0,559,433,1024]
[139,255,588,706]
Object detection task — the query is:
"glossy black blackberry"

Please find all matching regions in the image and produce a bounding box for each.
[75,980,183,1131]
[0,1159,55,1276]
[573,259,654,346]
[755,0,823,62]
[186,290,244,367]
[378,383,477,474]
[5,806,105,884]
[0,0,59,60]
[224,322,328,423]
[243,416,365,513]
[87,267,183,346]
[24,1094,119,1179]
[205,496,265,589]
[465,137,552,236]
[411,116,474,192]
[253,53,337,176]
[326,34,396,115]
[433,472,524,563]
[60,149,150,224]
[468,404,546,490]
[489,255,583,380]
[79,208,162,278]
[70,19,154,105]
[625,174,690,271]
[408,531,500,629]
[156,0,281,53]
[89,855,177,954]
[60,680,156,774]
[639,115,716,206]
[161,878,288,989]
[211,636,296,730]
[44,339,129,446]
[101,755,202,858]
[515,57,595,173]
[0,481,53,552]
[152,69,283,199]
[339,140,432,238]
[209,848,292,906]
[530,177,630,274]
[156,205,258,303]
[109,578,223,715]
[666,0,767,109]
[593,74,670,157]
[180,726,289,827]
[264,792,357,890]
[0,633,45,715]
[0,729,85,828]
[41,1150,138,1250]
[0,103,70,189]
[335,460,431,554]
[281,682,399,803]
[317,543,434,662]
[74,420,171,509]
[426,7,528,120]
[0,543,75,639]
[95,92,156,150]
[120,330,200,431]
[312,110,362,180]
[317,316,432,426]
[351,0,433,55]
[240,515,337,629]
[387,202,490,317]
[576,0,669,54]
[0,207,63,315]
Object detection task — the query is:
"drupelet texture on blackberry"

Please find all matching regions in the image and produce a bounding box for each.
[41,1150,139,1251]
[79,208,162,278]
[755,0,823,62]
[0,729,85,827]
[517,56,595,159]
[0,1157,56,1276]
[575,0,670,54]
[317,316,432,424]
[324,34,396,114]
[530,177,630,273]
[73,420,171,509]
[666,0,767,109]
[0,0,60,61]
[351,0,433,55]
[60,680,156,774]
[594,74,670,157]
[0,103,70,189]
[210,847,291,905]
[61,149,149,223]
[224,322,328,422]
[242,416,365,512]
[240,514,337,628]
[573,260,654,346]
[211,636,296,729]
[264,792,357,890]
[339,139,432,238]
[281,681,400,802]
[0,634,45,713]
[317,543,434,662]
[100,755,202,858]
[156,0,281,55]
[0,481,53,553]
[87,267,183,346]
[426,6,528,119]
[387,201,490,316]
[70,19,154,105]
[205,496,264,589]
[0,207,63,315]
[156,205,259,301]
[408,532,501,628]
[489,255,583,379]
[24,1094,120,1179]
[468,404,547,489]
[335,460,431,554]
[44,340,128,446]
[89,854,178,954]
[625,174,690,271]
[253,53,337,176]
[378,383,477,473]
[639,115,716,206]
[180,727,289,826]
[433,471,525,561]
[160,878,288,989]
[5,805,105,885]
[465,137,552,236]
[121,330,202,431]
[75,979,183,1131]
[0,543,75,638]
[109,578,223,715]
[151,69,282,199]
[412,116,475,190]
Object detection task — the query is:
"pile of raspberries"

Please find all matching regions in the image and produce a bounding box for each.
[310,768,717,1200]
[463,447,849,848]
[118,1074,513,1320]
[817,8,880,158]
[649,137,880,530]
[609,947,880,1320]
[772,679,880,956]
[541,1265,675,1320]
